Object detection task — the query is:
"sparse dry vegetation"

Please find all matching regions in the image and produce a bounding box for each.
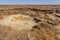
[0,5,60,40]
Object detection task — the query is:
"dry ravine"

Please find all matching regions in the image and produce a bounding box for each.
[0,5,60,40]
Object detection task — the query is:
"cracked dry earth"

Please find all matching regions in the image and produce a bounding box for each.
[0,6,60,40]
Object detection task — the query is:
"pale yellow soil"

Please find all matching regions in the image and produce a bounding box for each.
[0,14,36,30]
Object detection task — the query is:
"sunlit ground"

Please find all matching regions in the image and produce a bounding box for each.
[0,14,36,30]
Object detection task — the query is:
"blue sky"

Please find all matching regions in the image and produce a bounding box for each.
[0,0,60,5]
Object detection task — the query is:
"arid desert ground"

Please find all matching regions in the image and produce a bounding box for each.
[0,5,60,40]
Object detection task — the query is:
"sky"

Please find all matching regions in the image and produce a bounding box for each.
[0,0,60,5]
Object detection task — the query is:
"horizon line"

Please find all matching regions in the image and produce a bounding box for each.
[0,4,60,5]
